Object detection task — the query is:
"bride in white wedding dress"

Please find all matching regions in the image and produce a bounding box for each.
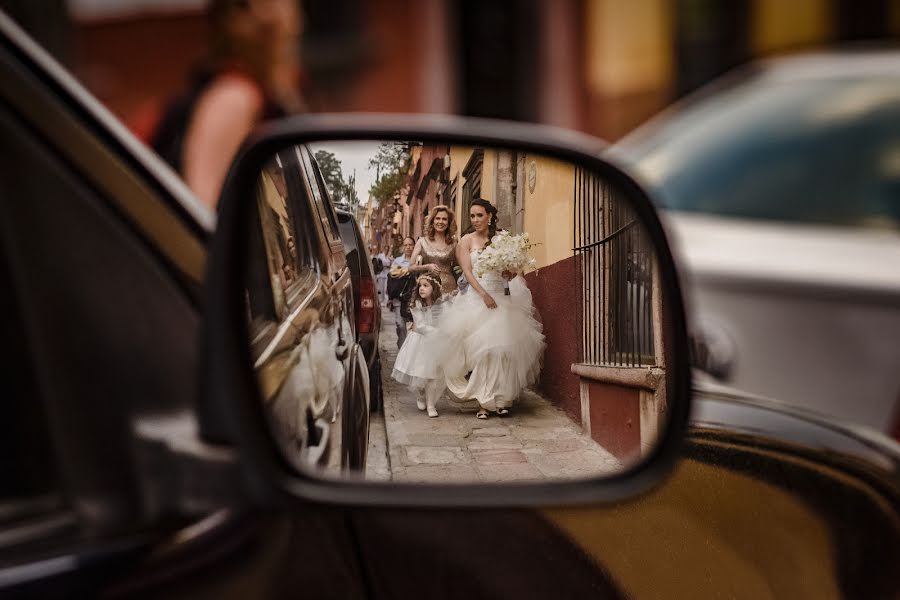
[439,199,545,419]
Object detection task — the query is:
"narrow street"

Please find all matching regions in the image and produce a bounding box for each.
[367,306,621,483]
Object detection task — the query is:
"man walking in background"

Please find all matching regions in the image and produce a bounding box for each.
[387,237,415,347]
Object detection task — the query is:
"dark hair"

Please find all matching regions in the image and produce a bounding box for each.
[402,236,416,245]
[469,198,499,245]
[412,273,443,308]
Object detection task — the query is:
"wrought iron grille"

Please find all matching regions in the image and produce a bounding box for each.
[574,167,656,367]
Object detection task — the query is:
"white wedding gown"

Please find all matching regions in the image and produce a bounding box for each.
[439,250,545,411]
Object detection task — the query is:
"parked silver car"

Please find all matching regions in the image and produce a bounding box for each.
[614,50,900,436]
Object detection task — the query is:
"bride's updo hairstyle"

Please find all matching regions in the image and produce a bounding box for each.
[412,273,443,308]
[470,198,499,246]
[424,204,458,245]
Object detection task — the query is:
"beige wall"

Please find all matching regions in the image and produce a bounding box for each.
[446,148,576,268]
[585,0,673,97]
[522,155,575,268]
[481,151,497,205]
[447,145,471,230]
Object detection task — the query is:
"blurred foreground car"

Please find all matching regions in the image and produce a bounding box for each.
[615,50,900,436]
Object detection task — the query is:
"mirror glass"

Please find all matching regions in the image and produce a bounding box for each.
[244,140,671,483]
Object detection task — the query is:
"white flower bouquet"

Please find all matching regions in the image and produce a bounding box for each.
[473,231,539,293]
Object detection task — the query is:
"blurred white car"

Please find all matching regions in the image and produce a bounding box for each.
[614,50,900,436]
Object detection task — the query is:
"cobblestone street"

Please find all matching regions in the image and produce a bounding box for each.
[366,307,621,483]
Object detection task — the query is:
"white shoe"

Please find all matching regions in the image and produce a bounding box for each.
[427,406,438,418]
[416,400,426,411]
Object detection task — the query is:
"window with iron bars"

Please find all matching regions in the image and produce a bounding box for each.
[574,167,656,367]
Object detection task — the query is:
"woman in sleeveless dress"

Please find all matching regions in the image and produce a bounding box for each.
[144,0,305,210]
[408,205,459,295]
[439,199,545,419]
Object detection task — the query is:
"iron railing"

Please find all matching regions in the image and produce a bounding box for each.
[574,167,656,367]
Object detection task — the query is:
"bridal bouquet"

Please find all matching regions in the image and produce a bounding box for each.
[473,231,539,280]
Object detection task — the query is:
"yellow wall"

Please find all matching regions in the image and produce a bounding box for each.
[522,155,575,268]
[585,0,673,96]
[481,150,497,205]
[752,0,830,54]
[447,145,473,228]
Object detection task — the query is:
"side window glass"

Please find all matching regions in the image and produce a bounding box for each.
[247,156,314,328]
[299,147,342,243]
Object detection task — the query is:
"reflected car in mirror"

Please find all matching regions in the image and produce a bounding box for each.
[335,207,384,413]
[247,144,369,474]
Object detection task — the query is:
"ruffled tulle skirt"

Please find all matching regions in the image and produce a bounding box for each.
[392,330,441,389]
[437,275,544,411]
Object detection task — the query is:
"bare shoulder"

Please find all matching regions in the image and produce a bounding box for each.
[198,74,265,119]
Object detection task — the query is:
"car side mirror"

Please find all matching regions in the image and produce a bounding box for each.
[200,114,692,507]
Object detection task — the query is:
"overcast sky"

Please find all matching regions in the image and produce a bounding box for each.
[310,141,382,205]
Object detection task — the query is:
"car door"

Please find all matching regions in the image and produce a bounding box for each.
[0,11,213,596]
[298,145,369,469]
[246,152,341,470]
[299,145,354,338]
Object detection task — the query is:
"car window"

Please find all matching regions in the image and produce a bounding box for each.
[246,156,316,332]
[299,147,343,244]
[622,77,900,229]
[336,211,360,253]
[0,69,199,546]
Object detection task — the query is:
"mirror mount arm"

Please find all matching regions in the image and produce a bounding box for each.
[134,414,250,517]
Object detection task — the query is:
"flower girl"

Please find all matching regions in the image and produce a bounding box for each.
[391,273,447,417]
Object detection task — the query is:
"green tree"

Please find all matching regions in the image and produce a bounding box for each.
[368,142,410,204]
[314,149,346,203]
[344,172,360,206]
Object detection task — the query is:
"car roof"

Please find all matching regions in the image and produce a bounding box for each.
[753,49,900,82]
[617,47,900,153]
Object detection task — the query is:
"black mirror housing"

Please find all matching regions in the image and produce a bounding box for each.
[201,114,692,508]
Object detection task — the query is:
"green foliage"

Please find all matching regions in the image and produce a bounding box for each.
[368,142,410,204]
[315,149,360,206]
[314,149,345,201]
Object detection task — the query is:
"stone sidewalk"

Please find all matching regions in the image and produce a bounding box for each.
[367,306,621,483]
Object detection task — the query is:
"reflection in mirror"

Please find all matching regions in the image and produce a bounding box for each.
[244,140,670,484]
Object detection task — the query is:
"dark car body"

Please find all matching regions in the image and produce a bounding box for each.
[335,207,383,412]
[247,145,369,473]
[0,12,896,599]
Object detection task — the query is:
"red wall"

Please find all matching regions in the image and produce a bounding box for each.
[587,381,641,460]
[74,13,208,126]
[527,255,643,462]
[525,255,581,422]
